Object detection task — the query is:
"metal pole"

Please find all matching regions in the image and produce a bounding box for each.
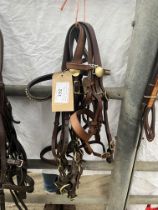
[5,85,124,100]
[107,0,158,210]
[27,159,158,171]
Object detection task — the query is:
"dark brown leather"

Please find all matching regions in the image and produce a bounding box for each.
[44,204,62,210]
[44,204,76,210]
[0,30,34,210]
[63,205,76,210]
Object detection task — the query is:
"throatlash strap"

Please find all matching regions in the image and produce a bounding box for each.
[0,30,34,210]
[26,22,114,198]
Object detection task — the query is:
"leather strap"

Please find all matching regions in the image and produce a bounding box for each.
[142,50,158,141]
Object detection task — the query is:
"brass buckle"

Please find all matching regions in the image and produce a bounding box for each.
[69,69,80,77]
[89,64,111,77]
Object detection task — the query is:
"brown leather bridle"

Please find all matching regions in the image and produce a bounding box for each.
[26,22,114,198]
[0,30,34,210]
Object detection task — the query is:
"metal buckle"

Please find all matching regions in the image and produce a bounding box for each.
[25,88,33,101]
[7,158,24,168]
[88,64,111,76]
[89,64,98,75]
[89,64,98,68]
[17,160,24,168]
[101,152,107,159]
[69,69,80,77]
[59,184,70,194]
[144,95,157,99]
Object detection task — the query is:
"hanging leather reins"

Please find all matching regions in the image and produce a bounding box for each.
[0,30,34,210]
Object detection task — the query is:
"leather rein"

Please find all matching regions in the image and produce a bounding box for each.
[141,50,158,141]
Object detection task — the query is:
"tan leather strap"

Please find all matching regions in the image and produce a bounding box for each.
[70,109,94,154]
[147,78,158,108]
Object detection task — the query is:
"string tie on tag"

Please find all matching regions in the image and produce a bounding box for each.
[60,0,87,22]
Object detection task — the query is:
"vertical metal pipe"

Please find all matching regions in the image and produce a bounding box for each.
[107,1,158,210]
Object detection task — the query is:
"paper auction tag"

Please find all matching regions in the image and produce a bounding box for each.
[52,71,74,112]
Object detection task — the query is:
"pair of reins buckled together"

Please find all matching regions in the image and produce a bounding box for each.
[0,30,34,210]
